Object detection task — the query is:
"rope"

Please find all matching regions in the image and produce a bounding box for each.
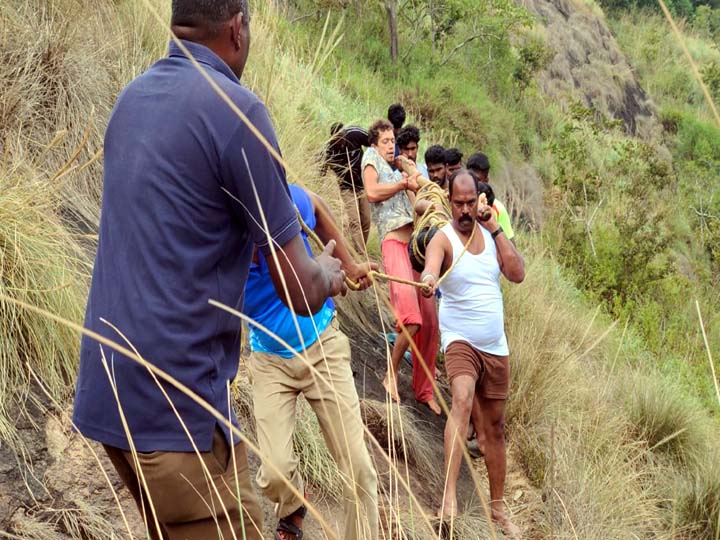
[397,156,487,287]
[299,216,429,291]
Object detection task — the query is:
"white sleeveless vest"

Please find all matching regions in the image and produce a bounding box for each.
[438,222,508,355]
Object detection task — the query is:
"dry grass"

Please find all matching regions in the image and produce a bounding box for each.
[2,498,118,540]
[360,398,442,489]
[0,151,88,449]
[677,450,720,539]
[619,370,713,466]
[1,0,720,539]
[0,0,167,228]
[502,247,709,538]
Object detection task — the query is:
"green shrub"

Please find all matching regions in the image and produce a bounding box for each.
[701,60,720,103]
[693,5,720,42]
[513,38,555,94]
[675,112,720,163]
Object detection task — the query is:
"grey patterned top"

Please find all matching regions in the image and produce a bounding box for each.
[361,147,414,242]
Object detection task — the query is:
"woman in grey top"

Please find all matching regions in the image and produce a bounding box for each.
[362,119,441,415]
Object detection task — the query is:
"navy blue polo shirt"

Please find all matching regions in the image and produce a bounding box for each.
[72,40,301,452]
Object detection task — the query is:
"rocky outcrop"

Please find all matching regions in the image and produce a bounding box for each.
[524,0,660,137]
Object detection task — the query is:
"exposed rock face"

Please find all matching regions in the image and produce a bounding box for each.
[524,0,660,137]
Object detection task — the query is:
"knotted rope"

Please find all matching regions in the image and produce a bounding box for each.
[398,156,488,276]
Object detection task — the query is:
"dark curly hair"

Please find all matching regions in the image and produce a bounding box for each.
[444,147,463,167]
[424,144,446,166]
[396,124,420,148]
[387,103,406,130]
[368,119,394,145]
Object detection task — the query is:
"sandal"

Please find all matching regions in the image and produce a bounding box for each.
[275,505,307,540]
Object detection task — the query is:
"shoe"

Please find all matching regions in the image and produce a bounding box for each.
[381,331,397,346]
[403,350,412,367]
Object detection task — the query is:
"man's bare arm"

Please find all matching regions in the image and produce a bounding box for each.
[494,233,525,283]
[477,205,524,283]
[363,164,408,203]
[305,188,378,290]
[420,231,450,296]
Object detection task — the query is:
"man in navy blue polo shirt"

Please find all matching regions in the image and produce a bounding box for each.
[72,2,345,539]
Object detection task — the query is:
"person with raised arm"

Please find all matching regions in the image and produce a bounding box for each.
[421,169,525,538]
[362,119,441,415]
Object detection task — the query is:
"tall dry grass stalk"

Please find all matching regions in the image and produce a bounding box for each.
[0,0,167,228]
[2,0,720,539]
[0,145,88,449]
[504,250,677,538]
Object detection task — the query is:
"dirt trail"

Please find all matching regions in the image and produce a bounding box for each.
[0,301,542,539]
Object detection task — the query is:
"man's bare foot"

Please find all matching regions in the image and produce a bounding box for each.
[436,499,458,520]
[492,508,521,539]
[382,373,400,402]
[424,397,442,415]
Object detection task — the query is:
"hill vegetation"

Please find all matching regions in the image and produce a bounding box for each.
[0,0,718,538]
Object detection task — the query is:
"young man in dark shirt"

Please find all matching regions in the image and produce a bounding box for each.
[467,151,516,242]
[73,2,345,539]
[322,123,372,246]
[388,103,406,161]
[444,147,464,177]
[425,144,448,189]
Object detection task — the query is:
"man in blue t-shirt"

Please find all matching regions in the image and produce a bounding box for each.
[244,185,379,540]
[72,3,346,540]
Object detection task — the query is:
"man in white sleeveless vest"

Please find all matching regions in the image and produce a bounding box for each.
[421,169,525,538]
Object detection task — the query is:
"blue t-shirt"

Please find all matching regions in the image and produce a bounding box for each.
[244,186,334,357]
[72,40,301,453]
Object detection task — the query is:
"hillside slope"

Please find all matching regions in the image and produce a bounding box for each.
[526,0,659,136]
[0,0,718,539]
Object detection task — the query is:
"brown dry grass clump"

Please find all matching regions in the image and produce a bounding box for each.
[0,150,89,449]
[504,246,720,538]
[0,0,167,227]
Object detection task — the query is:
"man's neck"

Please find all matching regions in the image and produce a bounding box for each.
[172,27,229,66]
[451,220,476,242]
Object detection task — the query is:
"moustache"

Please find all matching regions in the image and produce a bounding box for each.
[459,215,472,223]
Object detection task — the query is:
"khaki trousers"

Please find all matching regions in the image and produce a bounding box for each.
[249,320,378,540]
[104,428,263,540]
[340,188,371,249]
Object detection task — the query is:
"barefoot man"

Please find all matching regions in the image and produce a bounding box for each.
[362,119,441,415]
[421,170,525,536]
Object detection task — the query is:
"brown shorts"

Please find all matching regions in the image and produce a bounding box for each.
[445,341,509,399]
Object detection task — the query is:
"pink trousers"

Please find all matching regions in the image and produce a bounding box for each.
[381,238,439,402]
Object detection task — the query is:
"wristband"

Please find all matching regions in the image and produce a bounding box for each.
[491,226,504,239]
[421,273,436,283]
